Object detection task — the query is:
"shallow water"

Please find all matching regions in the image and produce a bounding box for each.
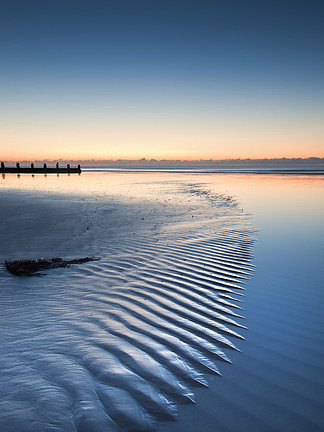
[161,174,324,432]
[0,172,323,431]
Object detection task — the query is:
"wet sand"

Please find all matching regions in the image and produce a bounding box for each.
[0,172,323,431]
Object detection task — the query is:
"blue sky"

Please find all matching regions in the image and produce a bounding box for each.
[1,0,323,160]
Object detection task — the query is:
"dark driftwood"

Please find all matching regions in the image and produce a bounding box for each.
[5,257,99,276]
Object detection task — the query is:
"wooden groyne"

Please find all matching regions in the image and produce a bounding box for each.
[1,162,81,174]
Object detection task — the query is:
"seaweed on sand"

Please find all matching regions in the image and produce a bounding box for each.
[5,257,100,276]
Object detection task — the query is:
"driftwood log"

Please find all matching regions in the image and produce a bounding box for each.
[5,257,99,276]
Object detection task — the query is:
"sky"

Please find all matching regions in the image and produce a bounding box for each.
[1,0,323,161]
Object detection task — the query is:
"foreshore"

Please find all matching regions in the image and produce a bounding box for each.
[0,171,323,432]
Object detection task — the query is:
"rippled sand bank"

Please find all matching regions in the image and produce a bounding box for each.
[0,173,255,431]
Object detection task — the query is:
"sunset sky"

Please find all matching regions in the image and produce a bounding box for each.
[1,0,323,161]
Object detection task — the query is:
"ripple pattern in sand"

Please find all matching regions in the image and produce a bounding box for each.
[0,182,256,431]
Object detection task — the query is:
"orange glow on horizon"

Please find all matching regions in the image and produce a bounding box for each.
[1,125,323,162]
[2,150,323,163]
[1,144,324,162]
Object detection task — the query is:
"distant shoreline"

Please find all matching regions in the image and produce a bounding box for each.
[82,166,324,175]
[2,157,324,169]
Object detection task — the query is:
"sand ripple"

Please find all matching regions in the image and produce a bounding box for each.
[0,182,255,431]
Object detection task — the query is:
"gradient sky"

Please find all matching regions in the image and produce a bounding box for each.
[1,0,323,160]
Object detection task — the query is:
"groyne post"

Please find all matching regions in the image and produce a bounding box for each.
[1,162,81,174]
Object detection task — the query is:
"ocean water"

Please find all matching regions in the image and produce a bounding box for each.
[0,172,323,431]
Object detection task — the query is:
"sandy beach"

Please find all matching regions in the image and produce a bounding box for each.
[0,171,323,431]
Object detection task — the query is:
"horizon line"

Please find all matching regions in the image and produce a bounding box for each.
[2,157,324,162]
[2,157,324,167]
